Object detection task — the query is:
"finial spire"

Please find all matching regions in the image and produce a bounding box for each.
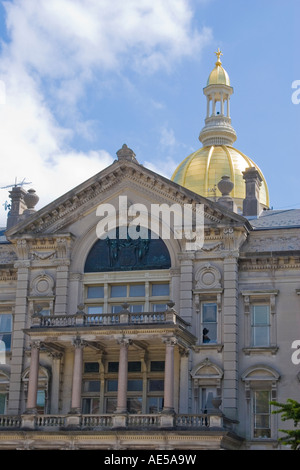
[215,48,223,65]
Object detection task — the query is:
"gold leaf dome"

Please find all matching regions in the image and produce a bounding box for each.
[207,63,230,86]
[171,145,269,211]
[207,48,230,86]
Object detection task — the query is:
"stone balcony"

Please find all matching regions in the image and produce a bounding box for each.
[30,304,190,331]
[0,412,234,432]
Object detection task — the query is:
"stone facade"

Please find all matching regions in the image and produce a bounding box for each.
[0,149,299,451]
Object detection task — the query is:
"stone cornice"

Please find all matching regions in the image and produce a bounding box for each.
[5,159,251,238]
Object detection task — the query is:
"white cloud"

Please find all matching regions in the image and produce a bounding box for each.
[0,0,212,226]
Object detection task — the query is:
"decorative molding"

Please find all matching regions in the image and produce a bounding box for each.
[194,263,222,290]
[30,272,55,297]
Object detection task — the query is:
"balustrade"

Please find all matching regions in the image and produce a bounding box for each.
[0,413,224,430]
[33,310,188,329]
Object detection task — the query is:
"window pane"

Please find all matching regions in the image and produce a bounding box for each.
[150,361,165,372]
[148,397,163,413]
[128,361,141,372]
[254,391,270,413]
[111,285,127,297]
[37,390,45,409]
[202,303,217,322]
[108,362,119,373]
[106,397,117,413]
[111,305,122,313]
[127,397,142,414]
[201,387,217,411]
[87,286,104,298]
[0,315,12,332]
[128,379,143,391]
[152,304,167,312]
[254,428,271,438]
[130,304,144,313]
[83,380,100,393]
[0,394,6,414]
[149,379,164,392]
[87,306,103,315]
[107,379,118,392]
[202,324,217,343]
[253,326,269,346]
[0,334,11,352]
[82,398,100,414]
[84,362,99,373]
[252,305,269,325]
[202,303,217,343]
[152,284,169,296]
[129,284,145,297]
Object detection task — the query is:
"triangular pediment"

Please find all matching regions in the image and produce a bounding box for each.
[5,157,250,239]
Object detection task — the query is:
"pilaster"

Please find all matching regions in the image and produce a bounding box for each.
[222,255,239,420]
[8,259,30,414]
[179,252,194,323]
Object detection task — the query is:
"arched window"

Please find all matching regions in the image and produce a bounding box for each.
[84,228,171,273]
[191,359,223,414]
[241,365,280,440]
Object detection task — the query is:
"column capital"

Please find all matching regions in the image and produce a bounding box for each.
[72,336,87,349]
[163,336,178,347]
[117,337,132,348]
[30,340,41,351]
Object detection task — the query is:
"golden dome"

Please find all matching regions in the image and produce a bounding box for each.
[171,145,269,210]
[207,64,230,86]
[207,48,230,86]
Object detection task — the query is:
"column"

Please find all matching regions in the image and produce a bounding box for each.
[116,338,131,414]
[163,337,177,414]
[26,341,41,412]
[227,96,230,117]
[206,96,210,118]
[70,337,85,413]
[212,93,216,115]
[179,349,190,413]
[220,92,224,115]
[50,353,63,414]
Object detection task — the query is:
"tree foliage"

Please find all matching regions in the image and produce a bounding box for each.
[271,399,300,450]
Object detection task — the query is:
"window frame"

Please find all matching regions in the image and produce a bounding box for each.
[84,279,170,315]
[241,365,280,441]
[252,390,271,439]
[201,302,218,344]
[242,290,279,355]
[0,313,13,353]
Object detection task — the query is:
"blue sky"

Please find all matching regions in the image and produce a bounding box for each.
[0,0,299,226]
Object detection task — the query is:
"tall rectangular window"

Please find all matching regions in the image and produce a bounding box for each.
[0,314,12,352]
[202,303,217,344]
[251,305,270,346]
[0,393,6,414]
[253,390,271,438]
